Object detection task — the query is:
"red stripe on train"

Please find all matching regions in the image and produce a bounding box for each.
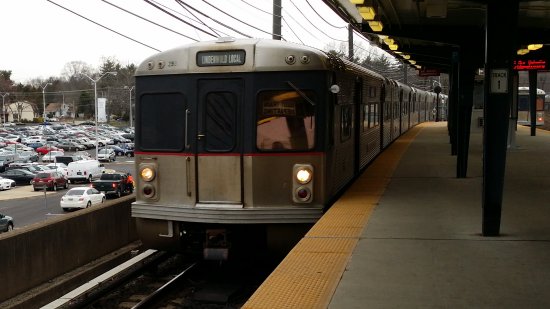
[134,151,324,157]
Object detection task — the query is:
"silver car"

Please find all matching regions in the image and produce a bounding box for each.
[0,213,14,233]
[97,148,116,162]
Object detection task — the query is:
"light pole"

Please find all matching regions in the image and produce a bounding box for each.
[124,86,135,128]
[0,93,9,125]
[80,72,117,159]
[41,83,52,121]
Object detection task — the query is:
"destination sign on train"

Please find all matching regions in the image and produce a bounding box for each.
[263,101,297,116]
[197,50,246,66]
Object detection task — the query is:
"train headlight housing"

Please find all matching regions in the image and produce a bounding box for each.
[139,163,158,200]
[296,168,312,184]
[293,164,314,203]
[140,167,155,182]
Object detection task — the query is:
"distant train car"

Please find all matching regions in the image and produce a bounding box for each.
[518,86,545,126]
[132,38,439,259]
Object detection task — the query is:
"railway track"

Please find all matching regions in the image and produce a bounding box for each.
[41,248,271,309]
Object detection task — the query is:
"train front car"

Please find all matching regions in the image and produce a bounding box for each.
[132,38,335,259]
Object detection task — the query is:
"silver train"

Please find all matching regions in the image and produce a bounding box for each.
[132,38,442,259]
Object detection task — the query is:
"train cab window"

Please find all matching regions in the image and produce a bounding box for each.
[256,90,315,151]
[139,93,186,151]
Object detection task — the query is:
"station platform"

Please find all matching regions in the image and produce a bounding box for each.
[244,122,550,308]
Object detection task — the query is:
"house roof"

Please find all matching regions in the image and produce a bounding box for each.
[45,103,63,112]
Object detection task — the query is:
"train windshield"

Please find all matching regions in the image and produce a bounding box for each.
[139,93,187,151]
[256,90,316,151]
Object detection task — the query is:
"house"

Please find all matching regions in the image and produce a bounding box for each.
[45,102,71,119]
[6,101,37,122]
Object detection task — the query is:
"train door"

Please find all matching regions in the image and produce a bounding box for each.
[196,79,243,206]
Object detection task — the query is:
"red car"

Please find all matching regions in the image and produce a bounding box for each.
[36,145,63,155]
[32,171,69,191]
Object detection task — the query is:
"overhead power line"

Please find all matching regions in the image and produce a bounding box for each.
[288,0,346,43]
[278,18,300,44]
[305,0,347,29]
[240,0,278,17]
[201,0,273,37]
[148,0,231,38]
[46,0,161,52]
[175,0,252,38]
[100,0,198,42]
[143,0,218,38]
[175,1,222,37]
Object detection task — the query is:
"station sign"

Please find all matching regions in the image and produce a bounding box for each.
[490,69,508,93]
[418,68,440,77]
[513,59,547,71]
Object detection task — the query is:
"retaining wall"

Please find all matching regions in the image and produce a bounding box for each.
[0,195,138,303]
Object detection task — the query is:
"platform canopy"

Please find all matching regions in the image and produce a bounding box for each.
[323,0,550,73]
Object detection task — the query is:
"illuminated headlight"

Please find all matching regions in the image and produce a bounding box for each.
[296,168,312,184]
[140,167,155,182]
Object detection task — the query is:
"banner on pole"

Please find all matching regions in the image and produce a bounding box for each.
[98,98,107,122]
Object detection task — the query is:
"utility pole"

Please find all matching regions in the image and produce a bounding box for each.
[41,82,52,121]
[0,93,9,125]
[273,0,282,40]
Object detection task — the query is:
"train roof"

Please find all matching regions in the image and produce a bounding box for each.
[135,38,335,76]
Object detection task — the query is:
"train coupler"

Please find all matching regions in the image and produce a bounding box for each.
[203,229,229,261]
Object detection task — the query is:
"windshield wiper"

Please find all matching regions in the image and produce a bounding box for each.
[286,81,315,106]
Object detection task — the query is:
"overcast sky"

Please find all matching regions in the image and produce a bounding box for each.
[1,0,384,84]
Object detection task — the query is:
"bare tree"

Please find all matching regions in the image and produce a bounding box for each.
[61,61,94,81]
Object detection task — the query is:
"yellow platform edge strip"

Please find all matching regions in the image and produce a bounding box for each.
[243,123,427,309]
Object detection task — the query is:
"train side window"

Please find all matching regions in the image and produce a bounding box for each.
[370,103,379,128]
[363,104,371,132]
[341,105,352,141]
[139,93,186,151]
[256,90,316,151]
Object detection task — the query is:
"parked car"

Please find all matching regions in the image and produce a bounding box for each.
[32,171,69,191]
[42,151,64,163]
[27,142,45,150]
[57,141,86,151]
[0,213,14,233]
[67,159,104,183]
[0,169,36,185]
[0,176,16,190]
[97,148,116,162]
[15,150,39,162]
[36,145,63,155]
[0,154,16,172]
[107,145,134,157]
[43,162,69,174]
[60,187,105,211]
[6,164,42,174]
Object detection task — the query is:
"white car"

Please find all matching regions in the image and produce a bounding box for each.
[60,187,105,211]
[43,162,69,176]
[42,151,64,163]
[97,148,116,162]
[0,177,16,190]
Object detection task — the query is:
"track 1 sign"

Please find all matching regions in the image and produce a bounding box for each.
[490,69,508,93]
